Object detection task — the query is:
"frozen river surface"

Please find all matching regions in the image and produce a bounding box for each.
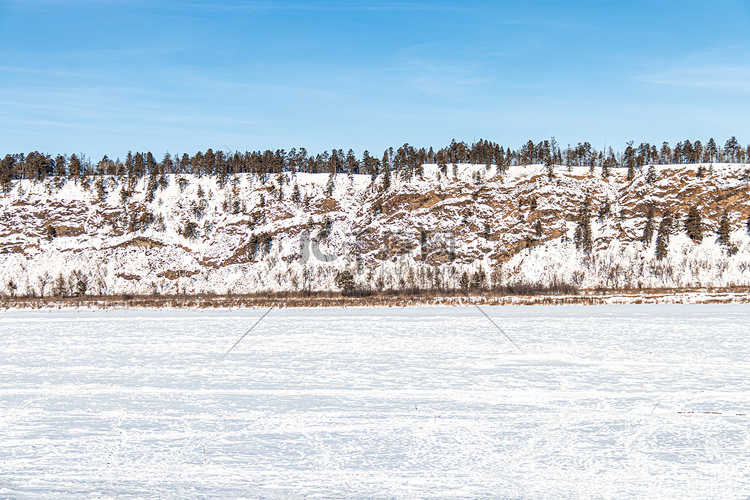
[1,304,749,498]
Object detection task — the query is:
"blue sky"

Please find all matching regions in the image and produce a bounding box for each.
[1,0,749,160]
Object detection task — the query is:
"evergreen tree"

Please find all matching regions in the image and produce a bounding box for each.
[324,172,335,196]
[459,271,470,290]
[182,221,199,240]
[345,149,358,174]
[133,152,146,179]
[684,205,703,243]
[725,136,740,163]
[641,205,655,244]
[624,141,636,180]
[659,142,671,164]
[54,154,67,178]
[68,154,82,181]
[655,211,673,260]
[574,196,593,254]
[22,151,52,181]
[145,170,158,202]
[472,267,487,289]
[716,211,737,254]
[334,270,356,294]
[693,140,703,163]
[646,165,656,184]
[0,154,14,192]
[179,153,190,175]
[162,152,173,175]
[146,151,157,176]
[291,182,301,203]
[94,177,106,203]
[706,138,718,163]
[382,161,391,191]
[362,150,377,180]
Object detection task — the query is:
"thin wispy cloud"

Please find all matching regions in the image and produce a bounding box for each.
[636,65,750,93]
[394,57,490,98]
[634,46,750,94]
[173,0,477,13]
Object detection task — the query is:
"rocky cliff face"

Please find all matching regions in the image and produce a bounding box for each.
[2,163,750,297]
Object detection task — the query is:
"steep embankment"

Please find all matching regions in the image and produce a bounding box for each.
[1,163,750,297]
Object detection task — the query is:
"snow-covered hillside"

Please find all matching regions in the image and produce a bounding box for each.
[2,163,750,297]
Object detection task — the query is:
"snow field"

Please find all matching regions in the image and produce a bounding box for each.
[1,305,749,498]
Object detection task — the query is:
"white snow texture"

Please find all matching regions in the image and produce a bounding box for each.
[1,305,749,498]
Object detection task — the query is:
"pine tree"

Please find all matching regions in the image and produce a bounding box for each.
[54,154,67,178]
[655,211,672,260]
[624,141,635,180]
[472,267,487,289]
[717,211,731,247]
[684,205,703,243]
[725,136,740,163]
[325,172,335,196]
[646,165,656,184]
[363,150,378,181]
[641,205,655,244]
[68,154,82,181]
[706,138,718,162]
[94,177,106,203]
[382,163,391,191]
[291,182,301,203]
[0,155,14,193]
[182,221,199,240]
[260,232,272,255]
[145,172,158,202]
[716,211,737,254]
[459,271,470,290]
[574,196,593,254]
[334,270,356,294]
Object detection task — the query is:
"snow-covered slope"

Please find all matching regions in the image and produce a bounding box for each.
[2,163,750,296]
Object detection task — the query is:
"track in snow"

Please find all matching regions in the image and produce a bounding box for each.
[1,305,749,498]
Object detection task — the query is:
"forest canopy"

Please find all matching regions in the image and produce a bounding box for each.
[2,137,748,186]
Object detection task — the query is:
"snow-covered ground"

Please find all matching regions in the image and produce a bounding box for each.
[2,305,749,498]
